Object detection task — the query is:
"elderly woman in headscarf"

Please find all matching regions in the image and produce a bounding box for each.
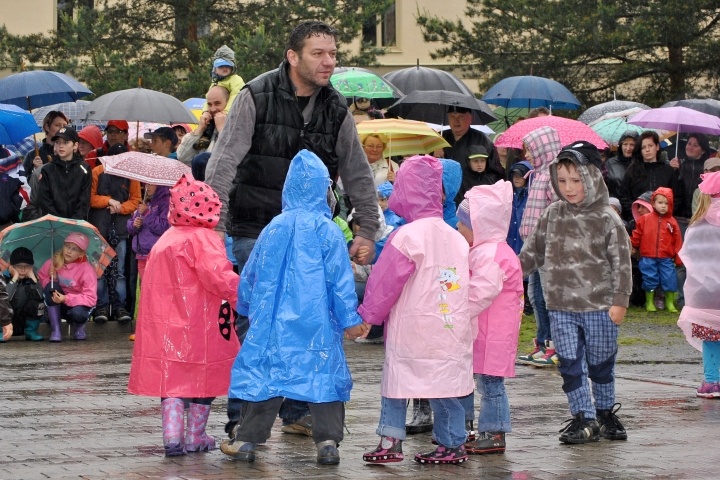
[361,133,399,186]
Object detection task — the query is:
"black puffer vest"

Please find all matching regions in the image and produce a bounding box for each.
[227,62,347,238]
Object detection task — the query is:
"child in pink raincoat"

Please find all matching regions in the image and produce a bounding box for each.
[127,174,240,457]
[677,171,720,398]
[455,181,524,455]
[359,154,474,465]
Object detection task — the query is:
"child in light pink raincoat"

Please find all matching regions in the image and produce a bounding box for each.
[359,155,473,465]
[677,171,720,398]
[456,181,524,455]
[127,174,240,457]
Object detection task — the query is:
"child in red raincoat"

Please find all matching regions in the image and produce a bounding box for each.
[127,174,240,457]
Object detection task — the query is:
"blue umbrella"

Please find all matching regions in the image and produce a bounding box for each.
[0,70,93,110]
[481,75,581,110]
[0,103,41,145]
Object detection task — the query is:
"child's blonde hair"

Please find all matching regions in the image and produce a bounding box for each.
[51,248,66,271]
[690,193,712,226]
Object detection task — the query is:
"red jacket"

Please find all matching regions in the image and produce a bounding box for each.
[630,187,683,263]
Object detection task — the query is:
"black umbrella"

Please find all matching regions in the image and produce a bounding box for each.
[661,98,720,118]
[383,64,475,96]
[387,90,497,125]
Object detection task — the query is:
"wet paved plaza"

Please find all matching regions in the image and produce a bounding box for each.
[1,319,718,479]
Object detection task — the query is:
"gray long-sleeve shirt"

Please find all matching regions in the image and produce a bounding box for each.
[205,88,379,241]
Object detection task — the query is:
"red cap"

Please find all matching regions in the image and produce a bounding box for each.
[105,120,129,132]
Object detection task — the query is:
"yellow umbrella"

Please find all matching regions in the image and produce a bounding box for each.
[356,118,450,158]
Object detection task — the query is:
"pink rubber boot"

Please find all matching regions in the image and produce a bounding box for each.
[185,403,216,452]
[161,398,186,456]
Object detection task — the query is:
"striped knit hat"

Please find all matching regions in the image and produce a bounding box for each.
[456,198,472,230]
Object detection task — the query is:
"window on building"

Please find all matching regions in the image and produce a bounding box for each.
[362,2,397,48]
[57,1,94,34]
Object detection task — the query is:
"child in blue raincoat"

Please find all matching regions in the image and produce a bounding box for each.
[221,149,369,466]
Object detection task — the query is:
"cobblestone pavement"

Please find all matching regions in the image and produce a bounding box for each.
[1,319,718,480]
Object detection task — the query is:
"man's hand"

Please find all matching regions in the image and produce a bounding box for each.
[609,306,626,325]
[2,324,13,341]
[214,111,228,132]
[349,236,375,266]
[345,322,370,340]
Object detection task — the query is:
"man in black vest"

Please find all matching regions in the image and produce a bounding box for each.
[206,21,379,464]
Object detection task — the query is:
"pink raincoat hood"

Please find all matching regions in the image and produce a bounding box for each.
[388,155,443,222]
[523,126,562,171]
[169,173,221,228]
[466,180,513,245]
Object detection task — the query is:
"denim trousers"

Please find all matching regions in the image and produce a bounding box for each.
[528,270,551,345]
[43,284,92,325]
[226,236,310,428]
[703,341,720,383]
[476,375,511,433]
[377,396,466,448]
[97,239,127,308]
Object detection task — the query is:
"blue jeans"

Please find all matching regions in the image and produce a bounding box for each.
[703,341,720,383]
[227,236,310,427]
[476,375,511,433]
[528,270,551,344]
[191,152,211,181]
[43,284,92,325]
[97,240,127,308]
[638,257,678,292]
[377,396,466,448]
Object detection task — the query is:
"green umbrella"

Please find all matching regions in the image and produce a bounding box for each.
[330,70,402,100]
[0,214,116,279]
[486,107,532,134]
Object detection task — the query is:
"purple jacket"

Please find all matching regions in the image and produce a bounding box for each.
[126,187,171,259]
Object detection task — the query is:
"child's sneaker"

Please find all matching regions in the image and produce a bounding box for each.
[596,403,627,440]
[219,439,256,462]
[465,431,505,454]
[316,440,340,465]
[414,445,468,464]
[531,340,559,367]
[696,381,720,398]
[465,420,476,442]
[363,436,404,463]
[516,338,545,365]
[558,412,600,444]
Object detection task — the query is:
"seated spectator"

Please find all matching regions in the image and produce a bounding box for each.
[4,247,45,341]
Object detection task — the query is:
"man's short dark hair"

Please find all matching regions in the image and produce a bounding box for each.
[287,21,339,54]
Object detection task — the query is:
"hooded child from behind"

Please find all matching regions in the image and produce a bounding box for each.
[360,155,473,465]
[456,181,524,454]
[128,174,240,457]
[223,149,367,465]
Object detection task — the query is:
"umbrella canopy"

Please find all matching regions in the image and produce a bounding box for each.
[481,75,581,110]
[0,215,115,278]
[0,70,93,110]
[387,89,496,125]
[100,151,191,186]
[356,118,450,157]
[578,99,651,125]
[628,106,720,136]
[426,123,495,136]
[590,117,674,147]
[330,70,402,100]
[183,97,205,120]
[486,107,531,133]
[79,88,198,124]
[0,103,41,145]
[494,115,608,150]
[32,100,105,130]
[383,65,474,96]
[661,98,720,118]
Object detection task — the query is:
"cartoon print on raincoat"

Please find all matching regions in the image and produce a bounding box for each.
[437,266,461,328]
[228,149,362,404]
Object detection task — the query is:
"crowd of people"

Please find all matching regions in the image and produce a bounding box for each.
[1,18,720,469]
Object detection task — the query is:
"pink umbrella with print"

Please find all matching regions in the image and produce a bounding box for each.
[494,115,608,150]
[99,151,192,187]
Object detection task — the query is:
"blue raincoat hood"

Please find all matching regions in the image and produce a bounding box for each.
[282,149,332,218]
[440,158,462,228]
[229,149,361,403]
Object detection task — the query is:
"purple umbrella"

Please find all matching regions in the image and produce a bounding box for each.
[628,106,720,157]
